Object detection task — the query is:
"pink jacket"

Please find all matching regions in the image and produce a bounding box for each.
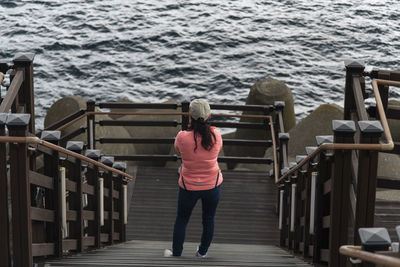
[174,128,223,191]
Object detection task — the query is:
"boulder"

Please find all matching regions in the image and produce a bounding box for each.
[225,78,296,168]
[109,99,181,166]
[288,103,344,159]
[44,96,136,164]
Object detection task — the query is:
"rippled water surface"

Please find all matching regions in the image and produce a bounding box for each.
[1,0,400,128]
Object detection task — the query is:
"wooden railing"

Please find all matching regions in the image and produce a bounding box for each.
[0,54,132,267]
[42,100,286,178]
[276,61,400,267]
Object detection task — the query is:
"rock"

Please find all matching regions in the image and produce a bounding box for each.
[288,103,343,158]
[109,99,181,166]
[225,79,296,168]
[44,96,136,164]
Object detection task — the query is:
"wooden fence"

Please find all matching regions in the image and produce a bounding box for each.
[0,54,132,267]
[276,61,400,267]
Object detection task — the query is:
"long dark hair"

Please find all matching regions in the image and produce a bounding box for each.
[188,117,216,151]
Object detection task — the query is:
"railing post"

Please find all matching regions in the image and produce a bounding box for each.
[66,141,84,252]
[86,100,96,149]
[181,101,189,130]
[7,114,32,267]
[13,53,35,133]
[354,121,383,247]
[344,60,365,120]
[85,149,101,248]
[41,130,63,257]
[312,135,333,264]
[113,162,127,243]
[329,120,356,267]
[279,133,289,173]
[0,114,10,267]
[101,156,115,245]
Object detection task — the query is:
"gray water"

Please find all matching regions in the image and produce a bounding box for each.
[1,0,400,129]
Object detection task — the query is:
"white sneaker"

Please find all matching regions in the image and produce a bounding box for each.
[195,246,207,258]
[164,249,173,257]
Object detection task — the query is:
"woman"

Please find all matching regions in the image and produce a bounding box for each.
[164,99,223,258]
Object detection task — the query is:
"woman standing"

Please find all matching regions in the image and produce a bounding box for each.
[164,99,223,258]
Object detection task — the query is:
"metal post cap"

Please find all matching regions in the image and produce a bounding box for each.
[6,113,30,128]
[41,131,61,142]
[101,156,115,167]
[315,135,333,146]
[84,149,101,160]
[279,133,290,140]
[358,227,391,252]
[332,120,356,133]
[296,155,307,163]
[112,162,127,172]
[358,120,384,133]
[66,141,84,153]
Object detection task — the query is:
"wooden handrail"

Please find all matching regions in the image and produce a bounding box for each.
[275,78,395,184]
[0,136,133,180]
[340,245,400,267]
[269,116,279,183]
[0,72,4,84]
[55,111,275,131]
[0,69,24,113]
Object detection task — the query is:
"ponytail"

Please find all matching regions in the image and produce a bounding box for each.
[188,118,216,151]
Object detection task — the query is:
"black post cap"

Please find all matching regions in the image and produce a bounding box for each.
[66,141,84,153]
[41,131,61,143]
[6,114,30,129]
[0,113,7,126]
[358,227,391,252]
[274,101,285,110]
[316,135,333,146]
[344,60,365,71]
[281,167,289,175]
[279,132,290,140]
[332,120,356,134]
[84,149,101,160]
[358,121,384,134]
[305,146,318,155]
[112,162,127,172]
[101,156,115,167]
[13,53,35,64]
[296,155,307,164]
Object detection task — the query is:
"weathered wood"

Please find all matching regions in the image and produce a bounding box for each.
[29,170,54,189]
[45,240,312,267]
[43,109,85,131]
[99,120,179,127]
[99,137,272,147]
[352,76,369,121]
[344,61,365,119]
[32,243,54,257]
[99,102,179,110]
[86,100,95,149]
[0,70,23,113]
[386,104,400,119]
[13,54,35,132]
[43,143,62,257]
[9,123,33,267]
[31,207,55,222]
[0,124,10,267]
[329,122,355,267]
[377,176,400,189]
[354,123,381,247]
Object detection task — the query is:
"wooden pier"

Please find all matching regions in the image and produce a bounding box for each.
[1,54,400,266]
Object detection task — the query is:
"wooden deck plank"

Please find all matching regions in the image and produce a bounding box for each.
[45,240,311,266]
[126,166,278,245]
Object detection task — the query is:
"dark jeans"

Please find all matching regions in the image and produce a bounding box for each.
[172,185,221,256]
